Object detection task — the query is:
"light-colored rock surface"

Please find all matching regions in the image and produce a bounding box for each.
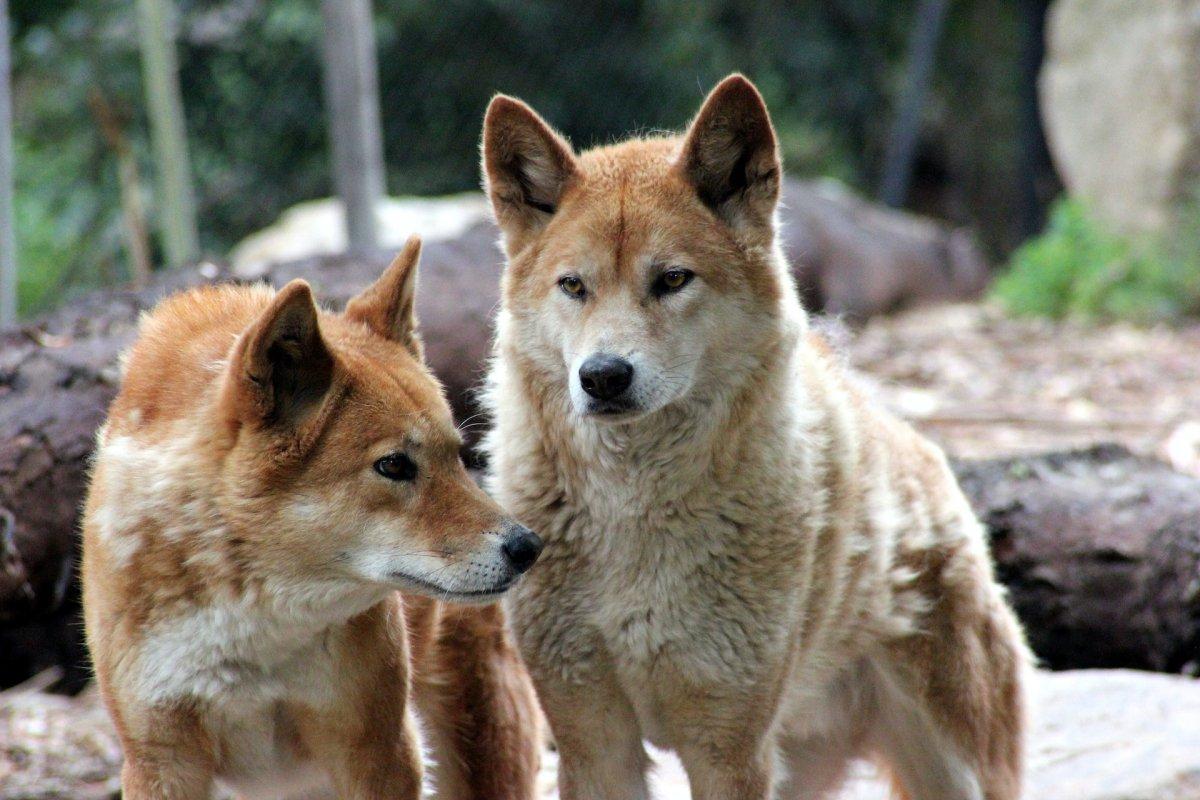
[4,672,1198,798]
[1041,0,1200,233]
[226,181,987,319]
[1024,670,1200,800]
[0,686,120,799]
[228,193,491,278]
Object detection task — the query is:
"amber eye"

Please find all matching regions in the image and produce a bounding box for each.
[374,453,418,482]
[558,275,586,299]
[653,268,694,296]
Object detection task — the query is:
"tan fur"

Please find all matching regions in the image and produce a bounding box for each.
[481,76,1030,800]
[82,237,541,799]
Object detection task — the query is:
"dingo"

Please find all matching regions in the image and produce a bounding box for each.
[481,76,1029,800]
[82,237,543,799]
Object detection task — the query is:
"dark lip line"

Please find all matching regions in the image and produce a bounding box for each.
[587,403,640,416]
[386,572,513,599]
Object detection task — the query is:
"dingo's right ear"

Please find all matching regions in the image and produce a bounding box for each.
[481,95,578,256]
[227,280,334,427]
[344,234,423,358]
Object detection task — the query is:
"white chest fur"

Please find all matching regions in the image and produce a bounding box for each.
[130,592,365,708]
[511,451,803,744]
[125,588,385,793]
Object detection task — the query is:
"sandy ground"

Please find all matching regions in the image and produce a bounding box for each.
[841,303,1200,475]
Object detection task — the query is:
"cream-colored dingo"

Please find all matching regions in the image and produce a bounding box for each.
[481,75,1030,800]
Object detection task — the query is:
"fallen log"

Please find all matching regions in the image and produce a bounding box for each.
[5,436,1197,687]
[953,444,1200,673]
[1,225,1193,681]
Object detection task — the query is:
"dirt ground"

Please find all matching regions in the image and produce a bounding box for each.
[841,302,1200,475]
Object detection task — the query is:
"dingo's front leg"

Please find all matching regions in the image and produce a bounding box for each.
[666,682,784,800]
[121,755,214,800]
[293,686,424,799]
[114,703,216,800]
[301,708,424,800]
[675,731,777,800]
[295,604,424,800]
[536,670,651,800]
[410,601,542,800]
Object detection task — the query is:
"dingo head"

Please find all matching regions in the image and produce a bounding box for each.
[482,75,791,423]
[219,237,542,602]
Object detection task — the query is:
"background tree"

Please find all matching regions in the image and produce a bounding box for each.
[88,88,153,287]
[319,0,385,254]
[878,0,950,208]
[0,0,14,326]
[1015,0,1056,239]
[135,0,198,268]
[7,0,1056,317]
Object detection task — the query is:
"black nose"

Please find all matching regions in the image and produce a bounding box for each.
[501,525,543,574]
[579,354,634,401]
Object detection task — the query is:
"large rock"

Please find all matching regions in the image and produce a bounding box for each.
[228,194,493,279]
[1022,670,1200,800]
[228,181,988,320]
[783,179,988,318]
[1041,0,1200,233]
[4,671,1197,799]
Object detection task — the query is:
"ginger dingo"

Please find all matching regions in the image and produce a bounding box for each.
[83,237,543,799]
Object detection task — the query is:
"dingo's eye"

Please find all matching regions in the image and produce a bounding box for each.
[653,268,694,296]
[558,275,586,299]
[374,453,418,481]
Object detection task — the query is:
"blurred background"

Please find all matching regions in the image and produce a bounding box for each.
[6,0,1062,315]
[3,1,1200,798]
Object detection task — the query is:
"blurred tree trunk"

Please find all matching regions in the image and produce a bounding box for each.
[88,90,153,288]
[320,0,385,254]
[135,0,199,269]
[878,0,950,208]
[0,0,15,326]
[1015,0,1057,241]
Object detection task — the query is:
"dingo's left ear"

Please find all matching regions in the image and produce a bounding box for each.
[677,74,781,241]
[482,95,579,256]
[344,234,423,358]
[229,280,334,427]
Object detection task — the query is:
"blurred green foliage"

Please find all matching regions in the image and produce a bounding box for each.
[10,0,1028,315]
[993,199,1200,323]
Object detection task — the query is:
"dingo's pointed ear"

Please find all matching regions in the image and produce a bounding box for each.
[344,234,423,358]
[229,280,334,426]
[482,95,579,255]
[677,74,781,240]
